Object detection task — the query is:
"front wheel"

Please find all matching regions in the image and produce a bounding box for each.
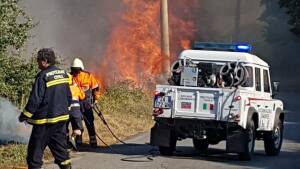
[238,119,255,160]
[264,119,283,156]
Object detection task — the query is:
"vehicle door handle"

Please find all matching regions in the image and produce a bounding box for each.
[265,106,268,108]
[257,105,261,107]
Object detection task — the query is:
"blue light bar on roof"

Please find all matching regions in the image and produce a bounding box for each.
[193,42,252,53]
[236,44,252,52]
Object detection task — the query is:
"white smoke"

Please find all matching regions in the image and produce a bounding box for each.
[0,97,31,144]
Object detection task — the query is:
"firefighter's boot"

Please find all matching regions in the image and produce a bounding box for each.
[68,135,77,151]
[76,135,82,146]
[59,164,72,169]
[89,135,97,147]
[66,134,74,150]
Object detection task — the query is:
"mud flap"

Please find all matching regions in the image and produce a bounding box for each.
[226,128,248,153]
[150,123,172,147]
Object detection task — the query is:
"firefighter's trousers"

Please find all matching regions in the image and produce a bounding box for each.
[27,122,70,169]
[67,107,83,133]
[82,107,96,137]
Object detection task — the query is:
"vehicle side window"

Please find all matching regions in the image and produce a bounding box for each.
[242,66,253,87]
[263,69,270,93]
[255,68,261,91]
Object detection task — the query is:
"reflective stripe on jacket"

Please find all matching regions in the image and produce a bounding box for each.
[22,66,72,125]
[72,71,101,100]
[70,84,85,101]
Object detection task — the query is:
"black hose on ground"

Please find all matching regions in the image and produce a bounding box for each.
[82,115,120,154]
[92,104,127,145]
[81,104,156,162]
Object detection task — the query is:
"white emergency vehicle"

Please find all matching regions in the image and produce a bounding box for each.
[150,42,284,160]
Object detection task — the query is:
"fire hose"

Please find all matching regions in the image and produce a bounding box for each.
[80,103,156,162]
[92,104,127,145]
[219,61,249,88]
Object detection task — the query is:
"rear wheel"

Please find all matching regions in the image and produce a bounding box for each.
[238,119,255,160]
[193,139,209,151]
[264,119,283,156]
[159,132,177,156]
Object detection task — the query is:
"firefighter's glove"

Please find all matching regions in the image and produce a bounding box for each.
[91,99,98,108]
[18,113,28,123]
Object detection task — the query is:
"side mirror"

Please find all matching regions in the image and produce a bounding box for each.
[272,82,280,92]
[272,82,280,98]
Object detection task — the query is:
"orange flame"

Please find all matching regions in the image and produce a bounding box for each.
[98,0,199,87]
[181,40,192,49]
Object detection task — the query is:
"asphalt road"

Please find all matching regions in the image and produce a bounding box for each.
[46,93,300,169]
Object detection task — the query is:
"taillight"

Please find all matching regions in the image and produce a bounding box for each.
[234,96,242,102]
[153,108,163,116]
[154,91,166,97]
[154,91,160,97]
[209,104,214,110]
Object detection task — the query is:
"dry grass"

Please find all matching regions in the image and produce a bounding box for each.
[0,144,27,169]
[0,81,154,168]
[0,144,52,169]
[82,80,154,145]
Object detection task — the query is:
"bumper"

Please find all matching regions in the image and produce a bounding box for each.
[150,118,248,153]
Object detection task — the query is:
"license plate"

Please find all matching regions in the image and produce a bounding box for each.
[154,96,172,109]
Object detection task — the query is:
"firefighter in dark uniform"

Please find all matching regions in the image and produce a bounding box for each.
[19,48,72,169]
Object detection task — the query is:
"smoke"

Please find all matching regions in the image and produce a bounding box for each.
[0,98,31,144]
[21,0,300,93]
[21,0,122,63]
[196,0,300,94]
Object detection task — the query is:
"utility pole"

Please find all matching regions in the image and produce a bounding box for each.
[233,0,241,42]
[161,0,170,79]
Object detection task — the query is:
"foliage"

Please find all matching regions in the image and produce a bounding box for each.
[0,0,33,51]
[0,144,52,168]
[279,0,300,36]
[99,80,153,118]
[0,52,38,108]
[0,144,27,168]
[83,80,153,145]
[0,0,34,52]
[0,0,38,108]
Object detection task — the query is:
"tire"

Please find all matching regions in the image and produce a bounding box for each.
[159,132,177,156]
[238,119,256,160]
[193,139,209,151]
[264,119,283,156]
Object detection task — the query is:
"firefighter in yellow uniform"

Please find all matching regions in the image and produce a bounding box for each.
[19,48,72,169]
[70,58,102,147]
[67,74,85,149]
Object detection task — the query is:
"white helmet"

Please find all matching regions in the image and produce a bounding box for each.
[71,58,84,70]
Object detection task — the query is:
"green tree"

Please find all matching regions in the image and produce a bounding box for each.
[0,0,37,108]
[0,53,37,107]
[0,0,34,52]
[279,0,300,36]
